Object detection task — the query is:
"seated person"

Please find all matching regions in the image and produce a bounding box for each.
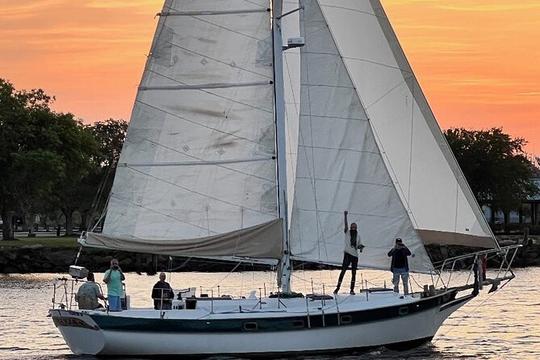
[75,272,105,310]
[151,272,174,310]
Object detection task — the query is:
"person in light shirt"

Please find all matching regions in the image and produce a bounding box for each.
[103,258,125,311]
[334,211,364,295]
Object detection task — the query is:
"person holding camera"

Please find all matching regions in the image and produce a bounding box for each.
[387,238,411,294]
[103,258,125,311]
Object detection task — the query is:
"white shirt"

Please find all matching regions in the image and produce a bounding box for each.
[343,229,362,257]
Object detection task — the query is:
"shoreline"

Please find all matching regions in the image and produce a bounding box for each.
[1,236,539,274]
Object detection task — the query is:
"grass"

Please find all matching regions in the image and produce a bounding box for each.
[0,236,79,248]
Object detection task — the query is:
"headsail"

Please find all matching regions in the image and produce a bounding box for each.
[84,0,282,261]
[289,0,498,273]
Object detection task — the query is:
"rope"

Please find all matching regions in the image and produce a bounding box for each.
[210,262,242,289]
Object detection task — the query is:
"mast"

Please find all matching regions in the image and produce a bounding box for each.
[272,0,291,293]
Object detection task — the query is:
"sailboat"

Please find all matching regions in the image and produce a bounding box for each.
[50,0,520,356]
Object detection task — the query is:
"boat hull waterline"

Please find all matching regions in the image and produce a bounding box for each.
[50,290,472,356]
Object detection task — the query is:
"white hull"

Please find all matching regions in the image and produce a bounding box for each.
[51,290,472,356]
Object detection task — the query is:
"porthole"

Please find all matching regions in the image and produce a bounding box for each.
[340,315,352,324]
[292,320,304,328]
[398,306,409,316]
[243,322,258,331]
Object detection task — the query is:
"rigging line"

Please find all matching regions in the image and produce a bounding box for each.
[159,9,269,16]
[303,15,329,262]
[295,207,396,219]
[129,137,273,183]
[165,40,272,80]
[298,144,381,155]
[210,262,243,289]
[90,182,114,232]
[407,80,414,203]
[319,4,375,17]
[299,113,368,122]
[341,56,413,74]
[136,99,263,147]
[283,50,300,179]
[242,0,269,8]
[319,3,398,23]
[140,81,271,91]
[125,165,277,217]
[301,83,355,89]
[295,176,393,187]
[146,68,273,114]
[88,163,113,230]
[364,77,409,111]
[120,156,274,167]
[191,14,266,42]
[453,182,460,234]
[109,193,215,233]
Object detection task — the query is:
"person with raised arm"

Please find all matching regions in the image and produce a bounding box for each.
[334,211,364,295]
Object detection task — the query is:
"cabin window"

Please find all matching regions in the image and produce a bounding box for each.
[243,322,258,331]
[292,320,304,328]
[340,315,352,324]
[398,306,409,316]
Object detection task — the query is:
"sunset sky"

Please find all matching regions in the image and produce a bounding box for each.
[0,0,539,156]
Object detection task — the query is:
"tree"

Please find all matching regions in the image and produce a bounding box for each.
[50,115,98,236]
[0,79,63,240]
[445,128,539,230]
[77,119,128,231]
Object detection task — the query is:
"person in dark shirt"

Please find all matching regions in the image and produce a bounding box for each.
[387,238,411,294]
[151,272,174,310]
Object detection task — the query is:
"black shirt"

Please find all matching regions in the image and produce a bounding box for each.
[388,246,411,271]
[151,281,174,310]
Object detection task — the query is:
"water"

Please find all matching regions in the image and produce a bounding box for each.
[1,268,539,360]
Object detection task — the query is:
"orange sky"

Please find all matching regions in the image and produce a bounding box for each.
[0,0,539,156]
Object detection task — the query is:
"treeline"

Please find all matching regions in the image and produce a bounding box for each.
[445,128,539,231]
[0,79,127,240]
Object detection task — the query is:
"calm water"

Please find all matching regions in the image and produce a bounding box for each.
[1,268,539,360]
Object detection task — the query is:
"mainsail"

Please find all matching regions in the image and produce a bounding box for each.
[289,0,498,273]
[84,0,282,260]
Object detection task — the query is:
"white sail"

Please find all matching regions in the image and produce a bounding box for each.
[317,0,497,248]
[289,0,433,272]
[84,0,282,260]
[289,0,498,272]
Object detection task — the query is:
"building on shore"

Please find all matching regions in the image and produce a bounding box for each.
[481,177,540,232]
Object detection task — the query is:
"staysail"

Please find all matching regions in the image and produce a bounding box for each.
[289,0,498,272]
[83,0,282,260]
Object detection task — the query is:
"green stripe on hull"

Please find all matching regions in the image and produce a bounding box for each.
[89,290,458,333]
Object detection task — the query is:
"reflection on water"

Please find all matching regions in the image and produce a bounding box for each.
[1,268,539,360]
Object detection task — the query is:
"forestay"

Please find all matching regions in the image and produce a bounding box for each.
[289,0,433,272]
[84,0,282,261]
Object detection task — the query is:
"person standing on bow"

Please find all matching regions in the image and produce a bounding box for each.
[103,258,125,311]
[388,238,411,295]
[334,210,364,295]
